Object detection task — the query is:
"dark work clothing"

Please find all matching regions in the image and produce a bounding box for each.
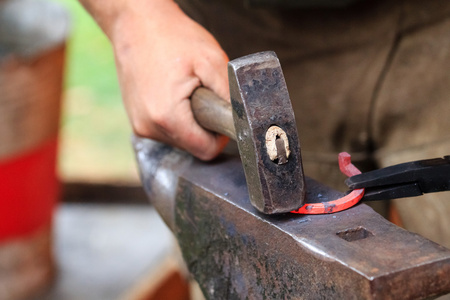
[246,0,364,8]
[177,0,450,248]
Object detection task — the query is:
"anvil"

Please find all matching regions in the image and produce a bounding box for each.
[133,137,450,299]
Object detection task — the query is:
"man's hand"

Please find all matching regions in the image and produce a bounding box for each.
[79,0,230,160]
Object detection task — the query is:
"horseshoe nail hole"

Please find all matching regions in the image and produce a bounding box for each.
[336,226,373,242]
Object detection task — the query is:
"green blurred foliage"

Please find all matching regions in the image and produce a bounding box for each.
[54,0,138,182]
[57,0,120,100]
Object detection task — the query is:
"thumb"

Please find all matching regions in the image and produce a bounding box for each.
[195,48,230,103]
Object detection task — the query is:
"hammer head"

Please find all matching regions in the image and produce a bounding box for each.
[228,51,305,214]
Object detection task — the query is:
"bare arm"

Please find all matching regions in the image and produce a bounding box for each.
[78,0,230,160]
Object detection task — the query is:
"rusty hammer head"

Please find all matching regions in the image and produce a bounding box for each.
[228,51,305,214]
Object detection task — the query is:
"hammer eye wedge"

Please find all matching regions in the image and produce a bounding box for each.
[265,125,290,164]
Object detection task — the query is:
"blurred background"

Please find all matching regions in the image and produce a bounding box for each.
[55,0,136,184]
[0,0,192,299]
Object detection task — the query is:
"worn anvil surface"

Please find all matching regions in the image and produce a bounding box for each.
[134,137,450,299]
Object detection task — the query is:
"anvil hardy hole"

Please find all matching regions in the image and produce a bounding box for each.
[336,226,373,242]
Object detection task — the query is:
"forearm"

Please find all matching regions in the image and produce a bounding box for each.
[77,0,229,160]
[77,0,180,40]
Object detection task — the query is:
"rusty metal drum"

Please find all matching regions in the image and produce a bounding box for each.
[0,0,69,298]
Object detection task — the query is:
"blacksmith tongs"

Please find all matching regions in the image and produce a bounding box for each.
[346,155,450,201]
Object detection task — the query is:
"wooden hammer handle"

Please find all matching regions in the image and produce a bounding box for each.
[191,87,237,141]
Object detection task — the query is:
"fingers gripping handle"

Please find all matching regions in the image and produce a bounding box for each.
[191,87,236,141]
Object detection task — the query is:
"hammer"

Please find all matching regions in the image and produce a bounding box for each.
[190,51,305,214]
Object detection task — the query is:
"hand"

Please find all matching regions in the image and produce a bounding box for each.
[81,0,230,160]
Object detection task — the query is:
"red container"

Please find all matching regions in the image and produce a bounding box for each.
[0,138,59,241]
[0,0,69,298]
